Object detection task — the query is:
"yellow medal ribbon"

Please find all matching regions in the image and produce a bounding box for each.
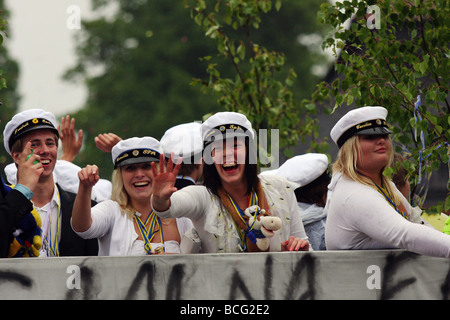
[226,191,259,252]
[373,182,409,220]
[41,187,62,256]
[134,210,164,254]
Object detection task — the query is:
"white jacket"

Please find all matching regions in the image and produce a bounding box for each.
[153,175,310,253]
[324,172,450,258]
[73,200,193,256]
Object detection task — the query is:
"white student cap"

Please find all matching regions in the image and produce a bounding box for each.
[201,111,254,147]
[160,122,202,162]
[330,106,392,148]
[111,137,162,168]
[263,153,329,189]
[3,108,59,154]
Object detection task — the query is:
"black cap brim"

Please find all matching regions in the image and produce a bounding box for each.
[10,125,59,150]
[354,126,392,136]
[115,156,159,168]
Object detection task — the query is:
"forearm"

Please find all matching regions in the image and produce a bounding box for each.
[72,184,93,232]
[151,194,171,213]
[152,186,206,220]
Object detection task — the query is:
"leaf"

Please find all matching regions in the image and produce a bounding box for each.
[205,25,220,38]
[237,43,245,60]
[445,196,450,213]
[275,0,282,11]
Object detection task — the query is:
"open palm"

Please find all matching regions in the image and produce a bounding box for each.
[151,154,181,210]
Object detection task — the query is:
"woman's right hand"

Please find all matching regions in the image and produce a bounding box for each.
[151,153,181,211]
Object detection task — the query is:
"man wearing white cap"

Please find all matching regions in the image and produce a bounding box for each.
[72,137,193,255]
[4,115,112,202]
[325,106,450,258]
[262,153,330,250]
[160,122,203,189]
[150,111,310,253]
[3,109,98,257]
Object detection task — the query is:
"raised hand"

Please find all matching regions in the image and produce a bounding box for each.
[58,115,83,162]
[150,153,181,211]
[77,164,100,188]
[16,141,44,192]
[95,133,122,153]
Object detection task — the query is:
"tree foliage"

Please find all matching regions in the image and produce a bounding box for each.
[66,0,222,178]
[185,0,329,161]
[309,0,449,210]
[0,2,21,172]
[67,0,328,177]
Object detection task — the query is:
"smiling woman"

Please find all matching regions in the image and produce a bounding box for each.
[151,111,311,253]
[71,137,193,256]
[325,106,450,258]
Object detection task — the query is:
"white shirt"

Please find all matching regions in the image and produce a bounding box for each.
[324,172,450,258]
[153,174,310,253]
[72,200,193,256]
[35,185,61,257]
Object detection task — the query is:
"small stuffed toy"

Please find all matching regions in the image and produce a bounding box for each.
[8,208,42,257]
[244,205,282,251]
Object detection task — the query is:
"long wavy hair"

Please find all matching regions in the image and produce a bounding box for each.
[332,135,401,205]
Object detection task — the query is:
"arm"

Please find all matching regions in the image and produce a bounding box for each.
[349,187,450,258]
[281,182,310,252]
[72,165,99,232]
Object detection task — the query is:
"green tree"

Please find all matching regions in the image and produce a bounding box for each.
[0,2,21,172]
[185,0,329,162]
[309,0,449,210]
[66,0,221,178]
[67,0,329,177]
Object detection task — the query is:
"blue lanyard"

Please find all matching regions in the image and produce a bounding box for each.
[226,191,260,251]
[372,181,409,220]
[134,210,164,254]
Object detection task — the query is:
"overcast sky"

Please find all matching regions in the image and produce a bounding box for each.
[4,0,100,116]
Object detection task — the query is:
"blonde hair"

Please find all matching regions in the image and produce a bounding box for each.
[111,169,134,219]
[332,135,402,205]
[110,164,160,219]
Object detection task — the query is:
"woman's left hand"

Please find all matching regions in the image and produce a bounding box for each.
[281,236,310,251]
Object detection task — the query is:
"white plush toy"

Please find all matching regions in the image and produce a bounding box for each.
[244,205,282,251]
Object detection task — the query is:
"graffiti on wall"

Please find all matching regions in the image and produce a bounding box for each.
[0,250,448,300]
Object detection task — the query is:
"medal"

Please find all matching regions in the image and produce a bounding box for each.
[134,210,165,254]
[226,190,259,252]
[154,246,165,254]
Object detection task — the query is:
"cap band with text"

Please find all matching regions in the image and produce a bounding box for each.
[114,148,160,168]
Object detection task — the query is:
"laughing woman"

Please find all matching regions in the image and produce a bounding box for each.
[71,137,193,256]
[325,106,450,258]
[150,112,310,253]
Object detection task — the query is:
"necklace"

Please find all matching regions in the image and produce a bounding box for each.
[372,181,409,220]
[226,190,260,252]
[134,210,165,254]
[40,186,61,257]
